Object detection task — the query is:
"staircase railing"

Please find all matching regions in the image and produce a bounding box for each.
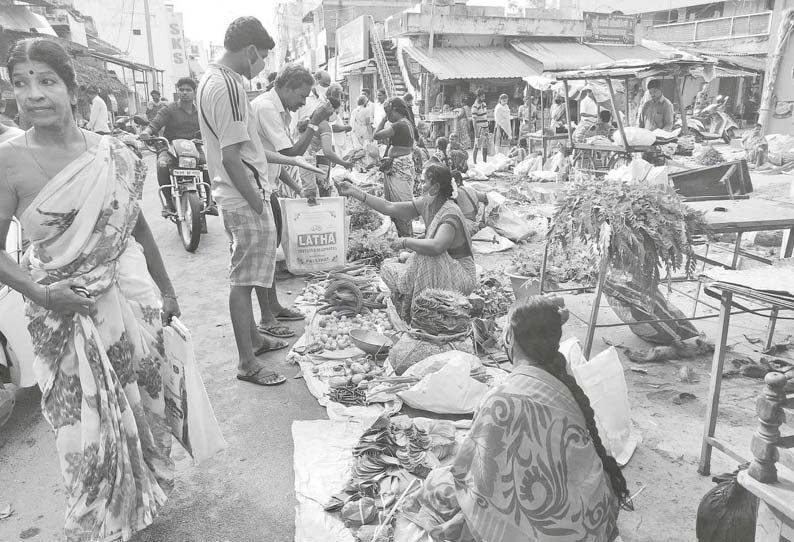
[368,16,397,98]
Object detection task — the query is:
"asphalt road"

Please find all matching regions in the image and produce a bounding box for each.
[0,154,323,542]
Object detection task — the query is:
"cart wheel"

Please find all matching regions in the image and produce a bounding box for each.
[608,153,631,169]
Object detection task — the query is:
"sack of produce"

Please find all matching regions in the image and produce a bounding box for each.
[411,289,471,336]
[389,331,475,376]
[696,467,758,542]
[612,127,656,147]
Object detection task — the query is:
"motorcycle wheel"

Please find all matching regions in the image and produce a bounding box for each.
[723,127,736,144]
[177,191,202,252]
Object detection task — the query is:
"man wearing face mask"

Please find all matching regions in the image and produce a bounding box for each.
[198,16,290,386]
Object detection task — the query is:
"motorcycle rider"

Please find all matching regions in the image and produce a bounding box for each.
[141,77,217,217]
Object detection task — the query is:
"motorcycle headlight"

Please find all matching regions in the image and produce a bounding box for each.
[178,157,197,168]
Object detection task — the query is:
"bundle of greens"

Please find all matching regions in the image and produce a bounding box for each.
[348,197,384,231]
[347,230,395,268]
[411,289,472,336]
[473,275,515,318]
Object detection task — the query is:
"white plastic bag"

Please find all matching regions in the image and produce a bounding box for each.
[163,317,227,463]
[399,353,488,414]
[566,343,639,466]
[484,192,535,242]
[280,197,347,275]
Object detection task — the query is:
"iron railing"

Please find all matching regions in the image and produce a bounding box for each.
[645,11,772,43]
[368,16,397,98]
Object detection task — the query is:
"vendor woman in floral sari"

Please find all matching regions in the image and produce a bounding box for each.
[0,38,178,542]
[374,96,417,237]
[337,163,476,322]
[401,296,632,541]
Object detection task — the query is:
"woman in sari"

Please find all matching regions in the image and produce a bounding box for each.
[0,38,178,542]
[337,163,476,322]
[374,96,417,237]
[453,100,471,150]
[402,296,632,541]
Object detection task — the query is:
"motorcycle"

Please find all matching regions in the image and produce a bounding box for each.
[139,135,212,252]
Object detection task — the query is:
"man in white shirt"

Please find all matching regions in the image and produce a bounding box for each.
[373,88,387,129]
[197,16,287,385]
[85,87,110,134]
[251,64,333,338]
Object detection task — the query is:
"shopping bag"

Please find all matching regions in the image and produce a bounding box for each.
[565,341,639,466]
[280,197,347,275]
[163,317,227,463]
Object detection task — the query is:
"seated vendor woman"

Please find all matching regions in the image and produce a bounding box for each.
[337,163,476,322]
[402,296,632,542]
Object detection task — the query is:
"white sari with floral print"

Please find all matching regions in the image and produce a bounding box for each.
[21,136,173,542]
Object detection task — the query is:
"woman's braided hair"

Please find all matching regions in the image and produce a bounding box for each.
[509,297,632,510]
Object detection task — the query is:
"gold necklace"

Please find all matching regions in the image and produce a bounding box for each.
[25,128,88,179]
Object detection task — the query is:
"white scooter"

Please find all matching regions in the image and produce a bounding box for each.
[0,219,36,426]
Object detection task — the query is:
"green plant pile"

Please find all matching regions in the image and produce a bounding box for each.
[347,197,383,231]
[347,230,395,268]
[549,177,708,292]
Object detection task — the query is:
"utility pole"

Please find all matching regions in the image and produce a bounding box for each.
[143,0,156,70]
[428,0,435,56]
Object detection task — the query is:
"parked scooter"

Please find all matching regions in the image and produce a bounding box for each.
[673,115,725,143]
[139,135,212,252]
[710,96,739,144]
[0,218,37,427]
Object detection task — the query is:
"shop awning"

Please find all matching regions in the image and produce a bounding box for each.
[510,40,613,71]
[338,59,376,76]
[403,46,539,80]
[0,5,56,35]
[699,53,766,73]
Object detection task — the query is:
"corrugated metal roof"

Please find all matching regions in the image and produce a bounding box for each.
[589,44,666,63]
[510,40,613,71]
[403,46,540,80]
[0,6,56,36]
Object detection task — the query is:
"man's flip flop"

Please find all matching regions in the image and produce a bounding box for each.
[254,340,290,356]
[257,324,296,338]
[237,367,287,386]
[275,307,305,322]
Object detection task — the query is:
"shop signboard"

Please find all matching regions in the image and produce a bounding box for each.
[336,16,369,67]
[316,29,328,67]
[583,12,636,45]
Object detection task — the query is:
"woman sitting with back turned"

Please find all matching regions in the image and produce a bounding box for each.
[402,296,632,541]
[337,163,476,322]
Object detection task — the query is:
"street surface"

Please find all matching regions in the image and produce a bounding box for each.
[0,149,792,542]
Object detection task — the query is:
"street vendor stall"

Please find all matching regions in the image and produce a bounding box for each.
[552,58,718,172]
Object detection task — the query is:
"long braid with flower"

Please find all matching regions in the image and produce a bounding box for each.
[508,297,633,510]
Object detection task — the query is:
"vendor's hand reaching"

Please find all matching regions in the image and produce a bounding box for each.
[293,157,323,174]
[335,180,357,198]
[44,279,95,316]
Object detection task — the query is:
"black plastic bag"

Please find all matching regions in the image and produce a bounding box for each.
[696,466,758,542]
